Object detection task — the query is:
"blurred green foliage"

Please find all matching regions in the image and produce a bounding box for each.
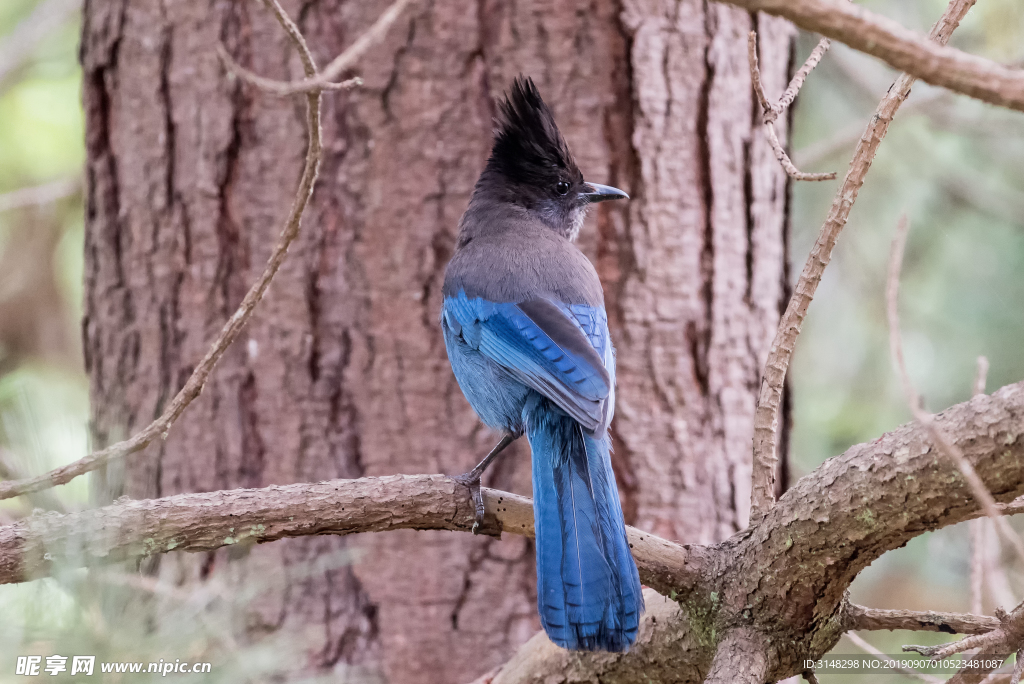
[0,0,1021,680]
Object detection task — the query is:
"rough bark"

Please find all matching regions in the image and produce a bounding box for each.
[80,0,791,680]
[612,1,792,544]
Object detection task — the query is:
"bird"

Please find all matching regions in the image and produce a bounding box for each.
[441,75,643,652]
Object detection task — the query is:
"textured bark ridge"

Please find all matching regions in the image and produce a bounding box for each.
[80,0,791,680]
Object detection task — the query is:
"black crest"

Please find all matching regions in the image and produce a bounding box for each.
[487,76,582,188]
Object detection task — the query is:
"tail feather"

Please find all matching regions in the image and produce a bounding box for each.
[526,396,643,651]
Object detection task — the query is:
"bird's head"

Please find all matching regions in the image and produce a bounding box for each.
[475,76,628,241]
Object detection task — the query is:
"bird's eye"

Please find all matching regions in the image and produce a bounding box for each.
[555,181,570,196]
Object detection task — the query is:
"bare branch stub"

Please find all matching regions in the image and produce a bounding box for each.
[747,31,836,182]
[748,0,978,523]
[0,0,409,503]
[885,215,1024,568]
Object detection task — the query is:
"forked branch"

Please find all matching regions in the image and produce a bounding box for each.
[748,31,836,181]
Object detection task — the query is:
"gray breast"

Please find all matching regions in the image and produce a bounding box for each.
[443,224,604,306]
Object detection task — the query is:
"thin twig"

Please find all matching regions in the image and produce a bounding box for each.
[218,0,413,96]
[974,518,989,614]
[779,37,832,112]
[0,177,81,213]
[975,356,991,397]
[748,0,978,522]
[845,631,943,683]
[972,355,990,615]
[0,448,66,513]
[794,92,947,170]
[747,32,836,181]
[905,602,1024,667]
[886,214,1024,568]
[0,0,328,502]
[0,0,80,89]
[982,519,1021,611]
[217,46,361,95]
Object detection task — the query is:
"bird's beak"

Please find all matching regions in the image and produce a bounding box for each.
[582,182,629,203]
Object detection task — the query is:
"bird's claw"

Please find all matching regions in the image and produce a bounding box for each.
[451,471,488,535]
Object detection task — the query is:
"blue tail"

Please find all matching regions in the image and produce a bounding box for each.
[525,396,643,651]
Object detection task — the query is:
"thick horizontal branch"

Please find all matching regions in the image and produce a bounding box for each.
[845,603,1001,635]
[0,474,701,596]
[716,0,1024,112]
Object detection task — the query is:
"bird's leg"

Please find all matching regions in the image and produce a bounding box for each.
[452,431,518,533]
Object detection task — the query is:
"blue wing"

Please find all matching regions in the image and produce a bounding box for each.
[443,292,613,434]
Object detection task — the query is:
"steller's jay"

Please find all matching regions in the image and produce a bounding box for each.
[442,76,643,652]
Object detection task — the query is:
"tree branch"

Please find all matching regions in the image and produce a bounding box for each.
[0,177,81,213]
[845,603,1000,635]
[0,473,700,595]
[218,0,414,96]
[749,0,977,521]
[729,379,1024,679]
[844,632,942,684]
[715,0,1024,112]
[0,0,80,90]
[905,602,1024,683]
[748,31,836,181]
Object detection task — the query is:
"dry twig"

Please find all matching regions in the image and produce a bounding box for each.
[0,448,66,513]
[845,631,942,683]
[972,356,991,615]
[0,0,80,89]
[0,0,413,503]
[846,603,1001,635]
[904,603,1024,683]
[748,32,836,181]
[218,0,413,96]
[749,0,978,522]
[0,0,335,502]
[886,214,1024,568]
[0,177,81,213]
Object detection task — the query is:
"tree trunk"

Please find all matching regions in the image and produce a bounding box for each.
[80,0,791,681]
